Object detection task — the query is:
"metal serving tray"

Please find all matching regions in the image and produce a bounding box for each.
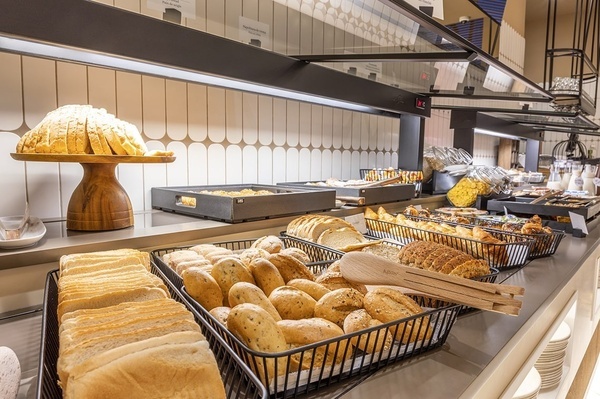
[276,181,415,205]
[151,184,336,223]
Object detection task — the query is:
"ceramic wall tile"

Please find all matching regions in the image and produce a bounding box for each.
[298,147,311,181]
[286,147,299,182]
[56,62,87,107]
[332,109,343,150]
[165,141,189,187]
[142,75,166,140]
[242,146,258,183]
[22,57,56,130]
[243,93,258,145]
[272,146,286,184]
[258,95,273,146]
[207,87,226,143]
[188,143,208,185]
[321,149,332,180]
[116,72,143,131]
[0,133,26,216]
[226,90,243,144]
[299,103,311,148]
[206,0,226,36]
[166,80,188,141]
[226,145,243,184]
[188,84,208,142]
[88,67,117,115]
[272,98,287,147]
[207,143,226,184]
[118,162,145,212]
[287,101,300,147]
[0,53,23,131]
[311,105,323,148]
[322,107,333,149]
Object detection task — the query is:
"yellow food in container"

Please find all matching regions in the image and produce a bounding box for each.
[447,176,492,208]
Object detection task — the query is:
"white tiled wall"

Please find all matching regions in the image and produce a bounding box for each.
[0,52,400,219]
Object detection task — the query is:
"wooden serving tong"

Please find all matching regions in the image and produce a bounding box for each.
[339,252,524,316]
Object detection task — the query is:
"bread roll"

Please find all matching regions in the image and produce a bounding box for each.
[209,307,231,325]
[267,253,315,282]
[210,257,255,306]
[343,309,393,354]
[228,282,282,321]
[182,267,224,310]
[286,279,331,301]
[314,288,364,328]
[277,318,350,368]
[251,235,284,254]
[317,227,367,251]
[239,248,270,268]
[226,303,291,382]
[363,287,431,343]
[248,258,285,296]
[268,286,316,320]
[315,272,367,295]
[280,247,311,264]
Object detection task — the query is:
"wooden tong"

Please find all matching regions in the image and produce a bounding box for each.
[339,252,524,316]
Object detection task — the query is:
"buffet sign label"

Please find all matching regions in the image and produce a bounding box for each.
[345,214,367,234]
[569,211,588,235]
[147,0,196,20]
[239,16,271,49]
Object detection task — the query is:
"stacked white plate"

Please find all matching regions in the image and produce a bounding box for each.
[535,322,571,390]
[512,367,541,399]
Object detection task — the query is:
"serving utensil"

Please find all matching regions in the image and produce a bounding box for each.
[339,252,524,316]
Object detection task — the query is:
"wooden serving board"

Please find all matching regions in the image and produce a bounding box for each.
[10,153,175,164]
[339,252,524,316]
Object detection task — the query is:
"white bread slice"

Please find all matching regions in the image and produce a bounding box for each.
[58,278,169,304]
[60,310,196,356]
[121,121,148,155]
[309,217,358,242]
[64,331,225,399]
[59,323,204,393]
[58,264,149,284]
[317,227,367,251]
[57,286,168,321]
[101,115,128,155]
[60,253,150,276]
[59,298,186,335]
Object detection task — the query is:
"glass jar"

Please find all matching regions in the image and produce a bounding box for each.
[446,166,493,207]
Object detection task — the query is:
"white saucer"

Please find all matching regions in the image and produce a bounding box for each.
[0,216,46,249]
[513,367,541,399]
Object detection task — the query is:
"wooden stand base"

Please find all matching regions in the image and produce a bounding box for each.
[67,163,133,231]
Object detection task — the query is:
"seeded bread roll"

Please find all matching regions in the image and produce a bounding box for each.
[248,258,285,297]
[314,288,364,328]
[228,282,282,321]
[210,257,255,307]
[251,235,284,254]
[363,287,431,343]
[209,307,231,325]
[343,309,393,354]
[182,267,223,311]
[268,286,316,320]
[315,272,367,295]
[267,253,315,282]
[286,279,331,301]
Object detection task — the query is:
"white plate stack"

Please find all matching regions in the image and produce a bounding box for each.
[512,367,542,399]
[535,322,571,390]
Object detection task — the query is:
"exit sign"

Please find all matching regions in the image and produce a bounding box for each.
[415,98,427,109]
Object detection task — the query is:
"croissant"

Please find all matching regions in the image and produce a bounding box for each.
[521,222,545,235]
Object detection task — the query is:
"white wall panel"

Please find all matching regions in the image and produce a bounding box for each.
[225,90,243,144]
[258,96,273,146]
[242,146,258,183]
[88,67,116,115]
[165,80,188,141]
[332,149,342,179]
[341,150,352,180]
[286,101,300,147]
[207,0,226,37]
[226,145,243,184]
[243,0,258,20]
[207,87,226,143]
[321,149,332,180]
[143,142,169,211]
[370,115,379,151]
[258,0,274,51]
[298,147,311,181]
[361,113,370,151]
[243,93,258,145]
[299,103,311,148]
[310,150,321,180]
[188,84,208,142]
[117,162,144,212]
[225,0,242,40]
[0,133,27,216]
[332,109,343,149]
[273,98,287,146]
[142,76,166,140]
[185,0,207,32]
[322,107,333,149]
[207,144,226,184]
[287,7,301,54]
[286,147,299,181]
[116,72,143,131]
[22,57,56,130]
[258,146,273,184]
[272,2,287,53]
[311,105,322,148]
[360,151,369,169]
[342,110,352,149]
[165,141,188,186]
[272,147,286,184]
[351,151,361,179]
[114,0,138,12]
[0,54,23,131]
[188,143,208,185]
[352,112,361,150]
[26,161,61,219]
[56,62,87,107]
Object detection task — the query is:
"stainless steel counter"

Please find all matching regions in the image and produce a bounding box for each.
[1,194,597,398]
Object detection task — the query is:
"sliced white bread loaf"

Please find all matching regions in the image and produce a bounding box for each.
[316,227,367,251]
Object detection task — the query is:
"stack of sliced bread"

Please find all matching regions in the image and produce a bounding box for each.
[286,215,368,251]
[56,249,226,399]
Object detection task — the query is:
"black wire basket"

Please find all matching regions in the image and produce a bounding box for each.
[37,265,268,399]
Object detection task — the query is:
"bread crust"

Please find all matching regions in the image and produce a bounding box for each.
[228,282,282,321]
[343,309,393,354]
[286,278,331,301]
[268,286,316,320]
[182,267,224,310]
[210,257,255,306]
[267,253,315,282]
[314,288,364,328]
[248,258,285,296]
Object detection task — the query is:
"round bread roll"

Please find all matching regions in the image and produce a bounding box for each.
[280,247,311,264]
[314,288,364,328]
[227,303,292,382]
[164,250,201,269]
[268,286,316,320]
[363,287,431,343]
[315,272,367,295]
[190,244,221,256]
[209,306,231,326]
[248,258,285,296]
[286,279,331,301]
[175,259,212,276]
[343,309,393,354]
[239,248,270,268]
[277,318,350,368]
[210,257,256,306]
[204,248,236,264]
[251,235,284,254]
[267,253,315,282]
[228,282,282,321]
[326,260,341,273]
[182,267,223,310]
[0,346,20,399]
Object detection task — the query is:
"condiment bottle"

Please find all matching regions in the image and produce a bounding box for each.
[582,164,597,195]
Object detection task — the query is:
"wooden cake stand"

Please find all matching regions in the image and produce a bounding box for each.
[11,153,175,231]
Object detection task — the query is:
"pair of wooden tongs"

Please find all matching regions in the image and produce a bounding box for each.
[339,252,524,316]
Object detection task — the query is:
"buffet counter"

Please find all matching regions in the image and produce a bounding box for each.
[1,193,598,398]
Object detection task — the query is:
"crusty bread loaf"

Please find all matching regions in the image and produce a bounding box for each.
[317,227,367,251]
[16,104,149,156]
[64,332,225,399]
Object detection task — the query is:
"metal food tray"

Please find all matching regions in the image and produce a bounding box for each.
[364,218,535,270]
[276,181,415,205]
[37,266,268,399]
[151,184,336,223]
[474,217,566,259]
[180,285,459,399]
[486,196,600,220]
